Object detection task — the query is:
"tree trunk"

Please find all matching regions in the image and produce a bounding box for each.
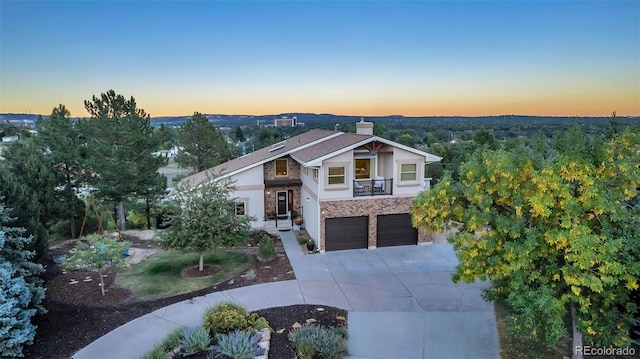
[70,216,77,239]
[117,201,126,232]
[145,198,151,229]
[571,301,584,359]
[99,268,106,297]
[199,253,204,271]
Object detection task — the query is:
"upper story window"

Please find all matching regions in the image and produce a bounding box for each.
[275,159,287,176]
[328,166,346,185]
[400,163,418,182]
[313,168,319,180]
[355,158,374,179]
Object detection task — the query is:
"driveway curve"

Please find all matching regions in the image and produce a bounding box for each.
[73,231,499,359]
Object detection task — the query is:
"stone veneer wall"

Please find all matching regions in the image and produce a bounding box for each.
[263,157,302,218]
[319,196,433,250]
[263,156,301,180]
[264,186,301,218]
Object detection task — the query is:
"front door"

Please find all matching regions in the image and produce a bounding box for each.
[276,191,288,216]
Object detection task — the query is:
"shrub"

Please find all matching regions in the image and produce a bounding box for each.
[296,236,308,245]
[295,340,316,359]
[180,326,211,356]
[203,302,269,337]
[138,327,184,359]
[243,268,257,281]
[138,346,167,359]
[288,323,348,359]
[314,331,347,359]
[214,329,262,359]
[159,327,184,352]
[258,235,276,259]
[329,326,348,339]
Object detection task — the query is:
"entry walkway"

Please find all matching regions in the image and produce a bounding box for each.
[73,231,499,359]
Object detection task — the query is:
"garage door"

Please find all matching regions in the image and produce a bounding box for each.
[377,214,418,247]
[325,216,368,251]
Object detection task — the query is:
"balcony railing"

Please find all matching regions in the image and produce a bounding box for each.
[353,178,393,197]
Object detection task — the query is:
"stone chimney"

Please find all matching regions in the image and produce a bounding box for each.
[355,118,374,135]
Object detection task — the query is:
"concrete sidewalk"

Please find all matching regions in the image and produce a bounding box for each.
[73,230,499,359]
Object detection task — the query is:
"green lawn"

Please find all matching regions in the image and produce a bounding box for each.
[118,250,249,299]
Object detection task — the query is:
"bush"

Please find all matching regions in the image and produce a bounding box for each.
[126,209,148,229]
[138,346,167,359]
[181,326,211,356]
[214,329,262,359]
[296,236,308,245]
[329,326,349,339]
[159,327,184,352]
[288,324,348,359]
[258,235,276,259]
[138,327,184,359]
[203,302,269,337]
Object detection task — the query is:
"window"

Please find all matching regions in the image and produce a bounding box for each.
[355,158,374,179]
[400,163,418,182]
[275,159,287,176]
[313,168,318,180]
[235,202,246,216]
[328,166,345,185]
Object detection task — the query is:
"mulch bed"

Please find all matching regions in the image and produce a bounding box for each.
[23,231,346,359]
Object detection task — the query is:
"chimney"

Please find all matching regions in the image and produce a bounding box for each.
[355,118,374,135]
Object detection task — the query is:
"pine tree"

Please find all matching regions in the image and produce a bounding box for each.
[78,90,167,231]
[175,112,233,172]
[0,139,60,258]
[35,104,86,238]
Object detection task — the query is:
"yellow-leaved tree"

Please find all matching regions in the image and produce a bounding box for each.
[412,126,639,359]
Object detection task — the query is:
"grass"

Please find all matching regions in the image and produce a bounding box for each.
[118,250,250,299]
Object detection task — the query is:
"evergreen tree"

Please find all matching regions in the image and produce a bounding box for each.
[35,104,86,238]
[0,201,45,358]
[175,112,233,173]
[234,126,245,142]
[78,90,167,231]
[1,139,60,258]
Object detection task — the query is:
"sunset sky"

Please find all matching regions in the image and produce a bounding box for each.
[1,1,639,118]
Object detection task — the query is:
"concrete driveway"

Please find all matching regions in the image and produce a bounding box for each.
[283,232,499,359]
[74,231,499,359]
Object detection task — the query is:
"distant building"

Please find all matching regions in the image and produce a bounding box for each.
[274,116,298,127]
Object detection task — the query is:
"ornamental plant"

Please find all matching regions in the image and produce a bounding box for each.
[63,234,130,296]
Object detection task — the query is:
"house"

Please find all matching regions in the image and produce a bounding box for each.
[176,120,442,252]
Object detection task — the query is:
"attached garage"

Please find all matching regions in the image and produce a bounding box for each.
[377,214,418,247]
[325,216,368,251]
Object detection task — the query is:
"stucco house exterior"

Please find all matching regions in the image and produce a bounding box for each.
[176,120,442,252]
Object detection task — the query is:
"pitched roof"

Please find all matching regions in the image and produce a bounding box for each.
[176,129,339,188]
[291,133,373,164]
[177,128,443,189]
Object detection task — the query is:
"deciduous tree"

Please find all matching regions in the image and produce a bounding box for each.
[63,234,130,297]
[161,175,253,271]
[412,129,640,358]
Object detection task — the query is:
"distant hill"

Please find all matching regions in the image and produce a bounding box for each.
[2,112,637,129]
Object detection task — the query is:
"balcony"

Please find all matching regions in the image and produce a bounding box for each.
[353,178,393,197]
